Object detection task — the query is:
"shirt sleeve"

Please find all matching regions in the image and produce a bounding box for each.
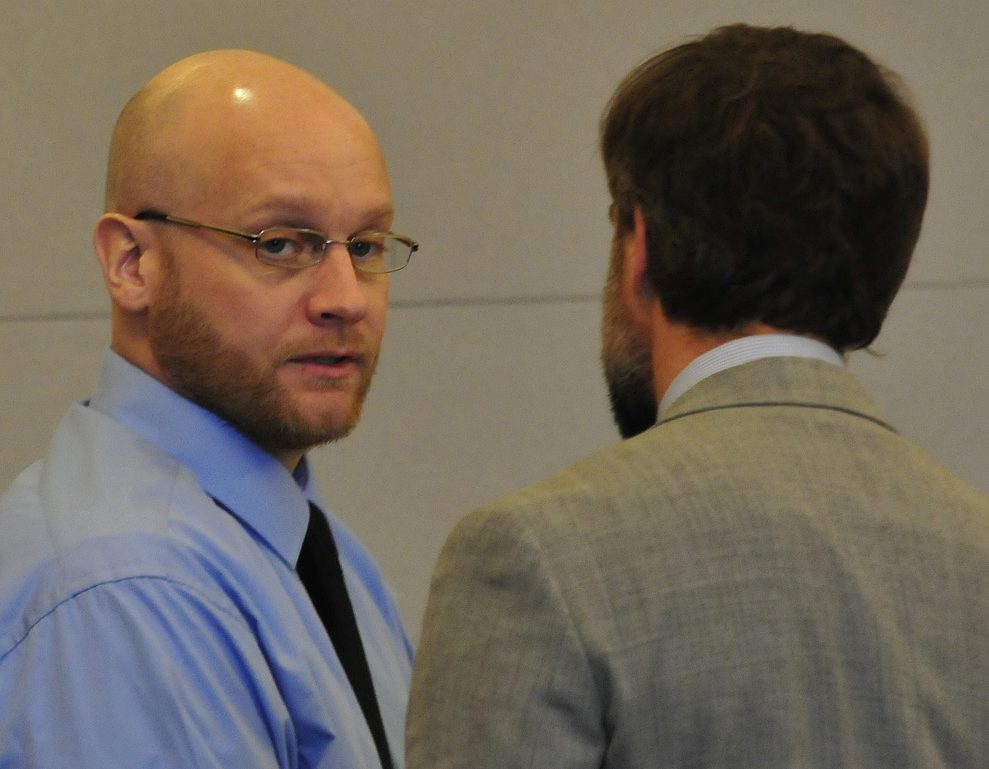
[406,505,606,769]
[0,576,294,769]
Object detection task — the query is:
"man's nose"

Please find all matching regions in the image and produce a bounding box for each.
[305,244,369,324]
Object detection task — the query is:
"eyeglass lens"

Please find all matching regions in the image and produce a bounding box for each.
[255,229,410,273]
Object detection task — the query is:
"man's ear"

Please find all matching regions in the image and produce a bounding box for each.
[93,214,159,312]
[619,207,656,328]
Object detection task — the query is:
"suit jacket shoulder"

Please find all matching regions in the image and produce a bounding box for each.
[409,358,989,769]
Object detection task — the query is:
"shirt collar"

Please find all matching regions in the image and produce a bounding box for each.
[87,350,313,566]
[659,334,844,416]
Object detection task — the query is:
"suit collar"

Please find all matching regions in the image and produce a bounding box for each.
[660,334,844,415]
[659,357,895,434]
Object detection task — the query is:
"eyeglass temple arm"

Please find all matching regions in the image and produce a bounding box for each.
[134,210,260,243]
[134,209,169,222]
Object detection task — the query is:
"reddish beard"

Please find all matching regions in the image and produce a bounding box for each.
[147,262,378,455]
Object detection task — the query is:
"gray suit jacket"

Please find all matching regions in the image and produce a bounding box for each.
[407,358,989,769]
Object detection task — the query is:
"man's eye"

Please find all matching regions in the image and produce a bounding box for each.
[258,236,300,259]
[348,239,382,260]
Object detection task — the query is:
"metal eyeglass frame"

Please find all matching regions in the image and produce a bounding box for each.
[134,209,417,273]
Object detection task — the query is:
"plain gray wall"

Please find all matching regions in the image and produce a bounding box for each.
[2,1,987,640]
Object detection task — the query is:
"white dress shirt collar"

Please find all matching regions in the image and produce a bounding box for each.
[659,334,844,416]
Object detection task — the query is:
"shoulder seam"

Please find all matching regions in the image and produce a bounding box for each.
[0,574,251,661]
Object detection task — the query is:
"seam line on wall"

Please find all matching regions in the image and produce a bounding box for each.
[2,280,988,324]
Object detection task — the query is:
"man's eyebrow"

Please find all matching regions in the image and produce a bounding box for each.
[243,200,395,231]
[357,205,396,227]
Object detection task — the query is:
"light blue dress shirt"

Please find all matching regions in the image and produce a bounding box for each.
[0,351,412,768]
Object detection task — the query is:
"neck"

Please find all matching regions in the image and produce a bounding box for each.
[274,450,305,473]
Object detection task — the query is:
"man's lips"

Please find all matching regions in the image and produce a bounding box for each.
[286,351,363,374]
[291,354,355,365]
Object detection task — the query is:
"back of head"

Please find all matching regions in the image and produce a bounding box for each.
[601,24,929,351]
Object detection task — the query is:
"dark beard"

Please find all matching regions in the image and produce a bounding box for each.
[601,236,658,440]
[604,357,657,439]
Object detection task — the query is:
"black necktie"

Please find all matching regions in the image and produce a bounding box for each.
[297,503,395,769]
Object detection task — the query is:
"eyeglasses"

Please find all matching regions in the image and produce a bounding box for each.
[135,210,417,273]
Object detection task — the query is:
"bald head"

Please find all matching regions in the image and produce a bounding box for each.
[104,50,379,214]
[94,50,396,466]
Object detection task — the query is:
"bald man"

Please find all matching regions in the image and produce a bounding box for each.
[0,51,416,768]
